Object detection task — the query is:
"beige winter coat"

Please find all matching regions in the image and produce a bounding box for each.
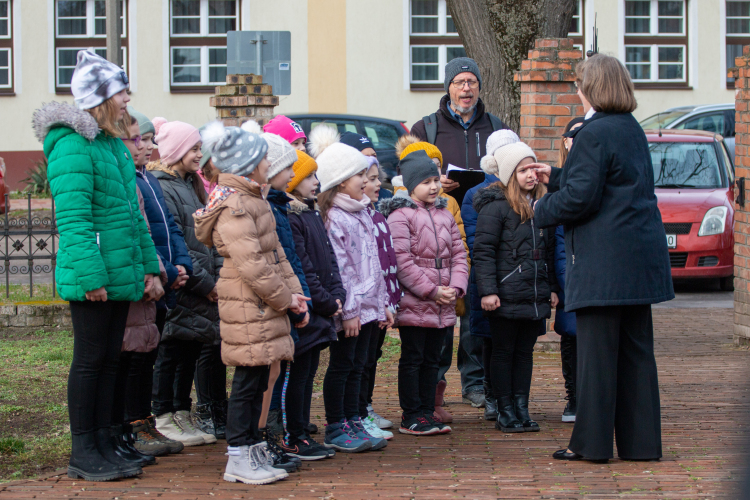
[194,173,301,367]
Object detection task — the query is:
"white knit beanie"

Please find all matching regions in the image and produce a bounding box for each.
[240,121,297,180]
[480,141,537,186]
[485,129,520,157]
[308,125,370,192]
[71,51,129,110]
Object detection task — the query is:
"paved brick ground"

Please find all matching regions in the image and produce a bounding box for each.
[1,308,746,499]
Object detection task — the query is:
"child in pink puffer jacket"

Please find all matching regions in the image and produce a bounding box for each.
[378,150,468,437]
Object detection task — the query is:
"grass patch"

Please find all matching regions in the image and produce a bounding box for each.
[0,329,73,482]
[0,284,61,305]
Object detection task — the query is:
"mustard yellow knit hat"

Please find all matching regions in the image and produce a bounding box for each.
[287,150,318,193]
[399,140,443,167]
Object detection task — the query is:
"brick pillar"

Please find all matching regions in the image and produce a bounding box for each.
[729,49,750,345]
[210,74,280,128]
[514,38,584,166]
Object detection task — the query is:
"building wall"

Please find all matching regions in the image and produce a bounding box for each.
[0,0,739,190]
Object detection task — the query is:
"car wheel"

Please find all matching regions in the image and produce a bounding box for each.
[719,275,734,292]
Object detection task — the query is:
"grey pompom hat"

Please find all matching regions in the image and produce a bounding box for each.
[203,124,268,178]
[71,51,129,110]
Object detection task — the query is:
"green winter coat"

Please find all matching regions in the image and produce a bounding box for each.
[32,102,160,302]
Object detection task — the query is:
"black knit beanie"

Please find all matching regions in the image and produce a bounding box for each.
[400,150,440,193]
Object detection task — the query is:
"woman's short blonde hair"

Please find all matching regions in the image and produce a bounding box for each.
[576,54,637,114]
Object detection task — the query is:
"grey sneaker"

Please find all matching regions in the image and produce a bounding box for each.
[223,444,287,485]
[462,391,486,408]
[366,405,393,429]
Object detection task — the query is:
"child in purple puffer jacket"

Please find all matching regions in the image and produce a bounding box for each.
[362,156,401,434]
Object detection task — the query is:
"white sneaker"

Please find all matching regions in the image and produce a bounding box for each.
[256,441,291,478]
[155,412,205,446]
[363,416,394,440]
[173,410,217,444]
[367,405,393,429]
[223,444,287,485]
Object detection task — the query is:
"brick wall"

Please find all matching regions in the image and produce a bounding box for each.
[514,38,584,166]
[730,48,750,344]
[210,74,280,127]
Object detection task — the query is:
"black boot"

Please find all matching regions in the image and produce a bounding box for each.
[513,394,540,432]
[68,432,123,481]
[210,399,227,440]
[495,396,524,433]
[484,397,498,420]
[94,428,142,477]
[193,403,215,436]
[560,334,577,423]
[113,424,156,466]
[267,408,284,436]
[259,427,299,471]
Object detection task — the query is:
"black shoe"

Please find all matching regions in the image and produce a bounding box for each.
[68,432,123,482]
[282,435,329,461]
[424,412,451,434]
[193,403,215,436]
[399,415,441,436]
[93,428,142,478]
[495,396,524,433]
[210,400,227,440]
[113,424,156,466]
[267,408,284,437]
[553,448,609,463]
[304,422,318,435]
[513,394,540,432]
[260,426,301,466]
[562,396,576,423]
[484,397,498,421]
[261,441,299,472]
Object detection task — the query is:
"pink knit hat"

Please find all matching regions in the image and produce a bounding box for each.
[153,118,202,166]
[263,115,306,145]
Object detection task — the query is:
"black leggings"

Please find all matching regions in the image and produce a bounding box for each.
[398,326,448,420]
[226,365,270,447]
[323,321,377,424]
[151,338,203,416]
[195,343,227,405]
[285,344,321,439]
[68,300,130,435]
[365,327,387,407]
[124,309,166,422]
[489,317,542,400]
[482,337,493,396]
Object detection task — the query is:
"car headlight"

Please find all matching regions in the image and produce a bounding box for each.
[698,206,728,236]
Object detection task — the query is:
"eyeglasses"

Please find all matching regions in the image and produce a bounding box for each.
[451,79,479,89]
[123,135,142,147]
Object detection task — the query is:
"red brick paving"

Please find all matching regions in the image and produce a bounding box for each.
[1,308,745,499]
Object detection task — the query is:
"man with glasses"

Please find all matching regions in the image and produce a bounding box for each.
[411,57,510,412]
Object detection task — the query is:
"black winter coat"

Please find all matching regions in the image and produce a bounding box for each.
[534,112,674,311]
[473,185,558,320]
[288,198,346,356]
[150,163,223,344]
[411,95,508,172]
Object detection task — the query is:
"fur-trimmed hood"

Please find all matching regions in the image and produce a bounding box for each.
[288,197,313,215]
[32,101,100,143]
[146,159,178,177]
[377,189,448,218]
[472,184,506,214]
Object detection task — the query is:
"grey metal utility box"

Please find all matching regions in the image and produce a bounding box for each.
[227,31,291,96]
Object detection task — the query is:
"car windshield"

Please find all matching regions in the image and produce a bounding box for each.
[650,142,723,189]
[640,110,690,130]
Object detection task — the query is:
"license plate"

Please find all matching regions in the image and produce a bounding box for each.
[666,234,677,249]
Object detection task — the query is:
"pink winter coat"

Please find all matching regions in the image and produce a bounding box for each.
[379,192,468,329]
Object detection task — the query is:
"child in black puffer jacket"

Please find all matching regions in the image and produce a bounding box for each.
[472,134,559,434]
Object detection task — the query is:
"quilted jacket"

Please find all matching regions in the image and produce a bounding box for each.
[366,206,401,311]
[379,191,468,329]
[194,173,301,367]
[33,102,160,302]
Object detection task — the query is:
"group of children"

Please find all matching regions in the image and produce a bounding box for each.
[38,51,576,486]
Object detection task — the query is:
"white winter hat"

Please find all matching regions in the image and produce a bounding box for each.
[308,125,369,192]
[480,141,537,186]
[240,121,298,180]
[71,51,129,110]
[485,129,520,157]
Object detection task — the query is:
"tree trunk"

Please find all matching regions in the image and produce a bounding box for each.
[447,0,577,132]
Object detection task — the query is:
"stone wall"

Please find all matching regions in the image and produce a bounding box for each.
[0,303,71,329]
[210,74,280,127]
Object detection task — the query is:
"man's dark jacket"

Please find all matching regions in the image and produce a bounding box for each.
[534,112,674,311]
[411,95,508,172]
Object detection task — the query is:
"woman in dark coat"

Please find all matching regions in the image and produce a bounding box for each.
[533,54,674,462]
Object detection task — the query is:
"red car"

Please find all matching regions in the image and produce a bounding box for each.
[646,129,735,290]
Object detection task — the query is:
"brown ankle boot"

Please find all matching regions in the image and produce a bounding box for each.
[434,381,453,423]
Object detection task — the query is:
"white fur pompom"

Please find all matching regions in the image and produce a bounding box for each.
[240,119,262,135]
[480,154,499,176]
[201,120,228,151]
[307,124,340,159]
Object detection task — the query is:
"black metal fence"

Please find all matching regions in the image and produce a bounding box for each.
[1,193,57,298]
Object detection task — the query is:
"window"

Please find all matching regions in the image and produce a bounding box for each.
[0,0,11,92]
[623,1,688,86]
[408,0,465,89]
[56,47,126,87]
[726,1,750,87]
[169,0,238,91]
[568,0,584,51]
[54,0,128,93]
[362,121,401,150]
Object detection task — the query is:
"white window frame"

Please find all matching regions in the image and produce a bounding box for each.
[0,47,11,89]
[410,44,468,84]
[56,46,127,87]
[624,0,685,36]
[55,0,126,39]
[569,0,584,36]
[409,0,456,36]
[624,44,686,82]
[170,45,227,86]
[0,0,11,39]
[170,0,239,38]
[727,1,750,35]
